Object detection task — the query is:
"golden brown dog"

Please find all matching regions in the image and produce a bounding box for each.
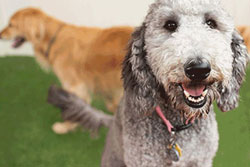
[237,26,250,52]
[0,7,134,134]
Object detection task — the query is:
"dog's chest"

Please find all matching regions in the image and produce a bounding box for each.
[122,111,219,167]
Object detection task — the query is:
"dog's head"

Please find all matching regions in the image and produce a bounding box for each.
[0,8,45,47]
[123,0,249,119]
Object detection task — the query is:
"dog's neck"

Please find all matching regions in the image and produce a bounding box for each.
[125,88,179,119]
[45,24,65,58]
[124,83,204,130]
[30,16,65,57]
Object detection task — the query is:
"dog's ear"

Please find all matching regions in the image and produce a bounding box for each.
[216,30,249,112]
[122,24,161,114]
[123,24,147,90]
[24,15,45,41]
[122,24,159,94]
[30,21,45,41]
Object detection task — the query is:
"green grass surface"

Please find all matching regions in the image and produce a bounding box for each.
[0,56,249,167]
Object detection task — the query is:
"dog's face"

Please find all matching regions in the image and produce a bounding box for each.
[0,8,45,48]
[123,0,249,119]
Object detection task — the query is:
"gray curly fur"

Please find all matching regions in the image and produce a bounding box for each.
[216,31,249,112]
[48,0,249,166]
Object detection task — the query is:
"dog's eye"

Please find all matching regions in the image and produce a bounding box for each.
[9,23,12,27]
[164,20,178,32]
[206,19,217,29]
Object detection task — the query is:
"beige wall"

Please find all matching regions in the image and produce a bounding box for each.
[0,0,249,56]
[221,0,250,25]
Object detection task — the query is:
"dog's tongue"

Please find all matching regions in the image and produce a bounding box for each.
[12,38,21,48]
[182,84,205,97]
[12,38,25,48]
[12,40,18,48]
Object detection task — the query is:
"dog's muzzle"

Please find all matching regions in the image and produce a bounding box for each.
[181,57,211,108]
[12,36,26,48]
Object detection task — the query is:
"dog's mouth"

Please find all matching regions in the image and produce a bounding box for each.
[12,36,26,48]
[180,83,208,108]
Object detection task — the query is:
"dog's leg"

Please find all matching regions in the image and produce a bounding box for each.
[34,50,51,72]
[101,120,125,167]
[105,91,122,113]
[52,83,92,134]
[48,85,113,135]
[52,121,78,134]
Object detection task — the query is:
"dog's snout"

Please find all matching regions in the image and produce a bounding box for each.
[184,57,211,81]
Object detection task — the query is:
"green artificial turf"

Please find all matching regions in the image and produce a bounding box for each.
[0,56,249,167]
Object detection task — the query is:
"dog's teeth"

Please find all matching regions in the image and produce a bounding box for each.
[188,96,205,103]
[202,89,208,97]
[184,90,190,97]
[188,97,196,102]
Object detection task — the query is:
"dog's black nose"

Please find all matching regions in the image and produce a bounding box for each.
[184,57,211,81]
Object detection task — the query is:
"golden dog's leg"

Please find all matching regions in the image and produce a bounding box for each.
[34,52,51,72]
[105,91,122,113]
[52,83,92,134]
[52,121,78,134]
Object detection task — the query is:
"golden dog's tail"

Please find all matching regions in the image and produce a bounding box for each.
[48,85,113,135]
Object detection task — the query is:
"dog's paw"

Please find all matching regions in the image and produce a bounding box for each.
[52,121,78,134]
